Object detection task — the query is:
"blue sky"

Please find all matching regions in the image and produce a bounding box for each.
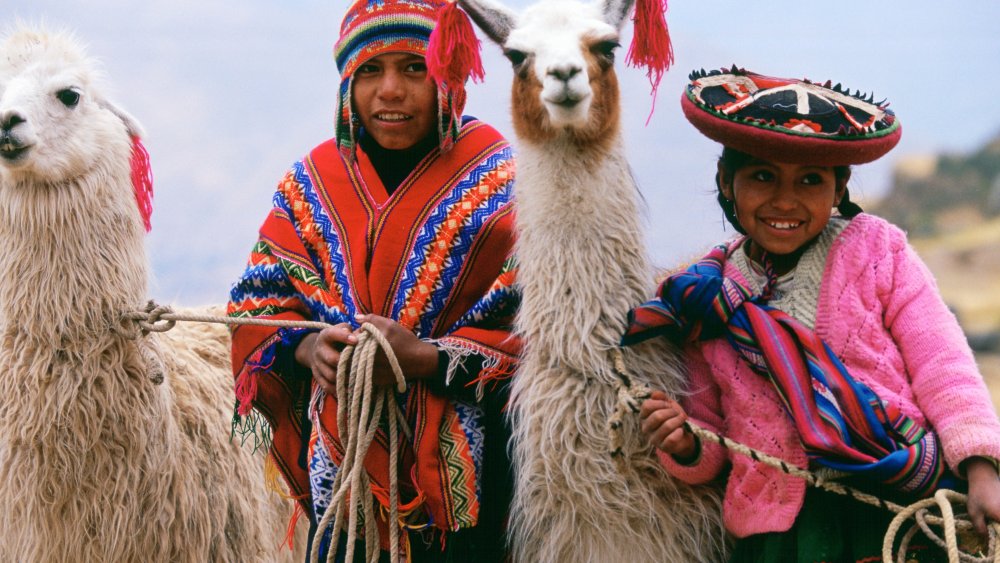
[11,1,1000,305]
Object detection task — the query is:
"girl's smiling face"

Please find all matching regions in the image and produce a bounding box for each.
[720,158,847,273]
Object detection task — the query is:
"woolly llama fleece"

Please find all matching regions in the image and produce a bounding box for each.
[451,0,727,560]
[0,26,300,562]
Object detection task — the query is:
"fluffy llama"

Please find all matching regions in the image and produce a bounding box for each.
[453,0,727,560]
[0,26,301,562]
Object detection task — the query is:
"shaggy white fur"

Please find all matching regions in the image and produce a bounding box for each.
[0,25,302,562]
[458,1,728,561]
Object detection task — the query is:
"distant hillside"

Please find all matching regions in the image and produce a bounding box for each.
[872,133,1000,237]
[872,134,1000,406]
[910,216,1000,333]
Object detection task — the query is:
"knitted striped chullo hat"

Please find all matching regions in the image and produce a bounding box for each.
[334,0,466,160]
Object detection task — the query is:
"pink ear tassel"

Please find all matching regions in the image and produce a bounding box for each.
[427,1,486,93]
[129,135,154,233]
[626,0,674,121]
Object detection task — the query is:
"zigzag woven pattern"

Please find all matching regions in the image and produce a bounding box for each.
[334,0,439,77]
[436,402,483,529]
[228,164,358,326]
[392,147,515,333]
[451,256,518,332]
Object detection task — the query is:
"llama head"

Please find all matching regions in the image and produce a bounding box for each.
[459,0,637,145]
[0,25,144,187]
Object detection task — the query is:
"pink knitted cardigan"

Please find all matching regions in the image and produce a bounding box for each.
[660,213,1000,538]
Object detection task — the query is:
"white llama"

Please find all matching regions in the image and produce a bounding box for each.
[455,0,727,561]
[0,26,302,562]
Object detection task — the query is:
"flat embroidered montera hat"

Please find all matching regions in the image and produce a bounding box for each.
[681,66,902,166]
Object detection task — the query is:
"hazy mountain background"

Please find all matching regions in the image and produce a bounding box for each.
[9,2,1000,401]
[873,135,1000,403]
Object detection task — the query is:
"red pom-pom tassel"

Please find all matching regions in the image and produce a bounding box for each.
[427,1,486,93]
[129,135,154,233]
[626,0,674,120]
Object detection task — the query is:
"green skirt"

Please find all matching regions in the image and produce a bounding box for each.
[728,486,953,563]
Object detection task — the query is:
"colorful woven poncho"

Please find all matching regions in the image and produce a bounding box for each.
[228,118,519,552]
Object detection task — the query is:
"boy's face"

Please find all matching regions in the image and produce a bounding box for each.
[351,52,437,150]
[720,158,846,261]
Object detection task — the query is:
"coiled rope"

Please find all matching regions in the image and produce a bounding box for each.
[120,304,412,562]
[607,348,999,563]
[308,323,411,563]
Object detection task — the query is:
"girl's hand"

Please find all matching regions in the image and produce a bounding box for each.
[295,323,357,394]
[639,390,697,458]
[965,457,1000,538]
[355,314,439,386]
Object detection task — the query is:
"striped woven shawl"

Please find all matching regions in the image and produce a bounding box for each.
[623,244,945,496]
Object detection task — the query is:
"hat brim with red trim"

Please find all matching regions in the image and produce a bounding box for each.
[681,67,901,166]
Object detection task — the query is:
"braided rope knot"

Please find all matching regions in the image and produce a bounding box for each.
[119,300,176,335]
[110,301,171,385]
[123,300,334,333]
[136,301,177,333]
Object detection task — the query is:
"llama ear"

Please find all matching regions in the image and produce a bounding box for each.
[601,0,637,29]
[96,96,146,140]
[95,96,154,232]
[458,0,516,45]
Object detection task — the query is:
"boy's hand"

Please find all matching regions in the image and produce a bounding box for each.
[295,323,357,394]
[355,314,439,386]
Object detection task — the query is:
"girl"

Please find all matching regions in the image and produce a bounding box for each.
[624,67,1000,561]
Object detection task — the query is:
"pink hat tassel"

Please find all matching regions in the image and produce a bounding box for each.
[427,1,486,93]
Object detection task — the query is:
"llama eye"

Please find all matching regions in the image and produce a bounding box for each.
[56,89,80,108]
[503,48,527,69]
[592,41,619,62]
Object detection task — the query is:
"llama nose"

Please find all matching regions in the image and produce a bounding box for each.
[547,64,581,82]
[0,110,25,131]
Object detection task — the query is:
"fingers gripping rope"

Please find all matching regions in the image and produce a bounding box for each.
[882,490,1000,563]
[309,323,411,563]
[607,347,998,563]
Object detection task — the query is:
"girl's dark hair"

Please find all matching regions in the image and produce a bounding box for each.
[714,146,862,234]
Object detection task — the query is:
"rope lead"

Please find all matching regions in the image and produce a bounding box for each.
[608,349,999,563]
